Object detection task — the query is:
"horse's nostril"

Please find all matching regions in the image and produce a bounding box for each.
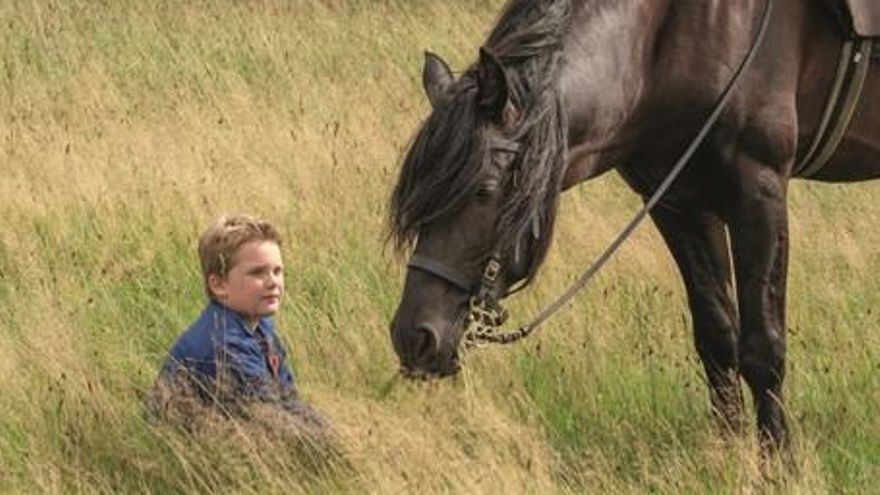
[413,326,439,361]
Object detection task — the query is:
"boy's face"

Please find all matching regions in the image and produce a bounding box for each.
[209,240,284,326]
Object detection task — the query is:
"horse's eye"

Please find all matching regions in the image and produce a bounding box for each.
[475,184,496,201]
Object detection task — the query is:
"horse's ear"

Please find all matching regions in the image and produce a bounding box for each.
[422,51,454,108]
[475,47,511,121]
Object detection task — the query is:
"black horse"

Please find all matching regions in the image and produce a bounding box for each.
[389,0,880,451]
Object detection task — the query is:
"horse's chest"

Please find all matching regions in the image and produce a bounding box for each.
[616,161,726,214]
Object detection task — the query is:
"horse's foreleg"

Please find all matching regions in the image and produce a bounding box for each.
[729,164,790,452]
[650,207,744,433]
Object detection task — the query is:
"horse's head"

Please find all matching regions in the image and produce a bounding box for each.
[389,49,565,378]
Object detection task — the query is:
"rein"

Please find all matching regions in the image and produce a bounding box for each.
[411,0,775,347]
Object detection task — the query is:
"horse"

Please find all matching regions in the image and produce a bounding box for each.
[387,0,880,451]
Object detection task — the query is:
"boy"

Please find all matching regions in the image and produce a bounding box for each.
[150,214,325,434]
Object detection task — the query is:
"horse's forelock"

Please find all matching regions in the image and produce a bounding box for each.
[390,0,572,280]
[389,84,485,250]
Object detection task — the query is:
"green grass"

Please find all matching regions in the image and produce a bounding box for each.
[1,0,879,492]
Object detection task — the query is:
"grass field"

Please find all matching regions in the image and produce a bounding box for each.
[1,0,878,492]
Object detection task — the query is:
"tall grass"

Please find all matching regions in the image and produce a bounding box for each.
[1,0,878,492]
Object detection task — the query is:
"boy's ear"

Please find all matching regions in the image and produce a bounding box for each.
[207,273,228,300]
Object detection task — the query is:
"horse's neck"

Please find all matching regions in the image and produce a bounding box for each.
[560,0,669,148]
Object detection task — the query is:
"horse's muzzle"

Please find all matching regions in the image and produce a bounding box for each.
[391,310,466,379]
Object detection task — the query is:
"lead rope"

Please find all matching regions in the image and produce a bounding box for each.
[469,0,775,345]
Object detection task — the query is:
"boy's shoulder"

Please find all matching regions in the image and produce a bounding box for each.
[193,301,252,332]
[169,302,251,355]
[171,301,286,358]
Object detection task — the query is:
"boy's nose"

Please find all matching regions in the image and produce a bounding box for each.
[266,273,283,287]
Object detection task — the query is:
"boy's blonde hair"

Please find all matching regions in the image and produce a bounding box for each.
[198,214,282,298]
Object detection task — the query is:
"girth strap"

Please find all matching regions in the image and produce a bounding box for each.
[796,37,874,177]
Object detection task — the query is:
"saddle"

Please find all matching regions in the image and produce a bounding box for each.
[845,0,880,38]
[825,0,880,38]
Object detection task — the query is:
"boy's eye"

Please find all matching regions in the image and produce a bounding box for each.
[248,269,264,277]
[247,266,283,277]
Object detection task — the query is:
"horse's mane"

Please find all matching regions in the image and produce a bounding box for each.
[390,0,572,279]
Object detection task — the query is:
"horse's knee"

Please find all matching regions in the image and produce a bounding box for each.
[692,305,738,368]
[739,332,786,388]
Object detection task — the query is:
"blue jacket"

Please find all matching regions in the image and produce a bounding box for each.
[158,301,296,403]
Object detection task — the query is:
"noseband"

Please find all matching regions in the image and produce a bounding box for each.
[407,253,522,346]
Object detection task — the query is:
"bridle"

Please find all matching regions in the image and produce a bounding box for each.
[407,0,774,348]
[408,252,517,347]
[406,135,540,346]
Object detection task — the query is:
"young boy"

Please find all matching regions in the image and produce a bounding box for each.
[150,214,325,434]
